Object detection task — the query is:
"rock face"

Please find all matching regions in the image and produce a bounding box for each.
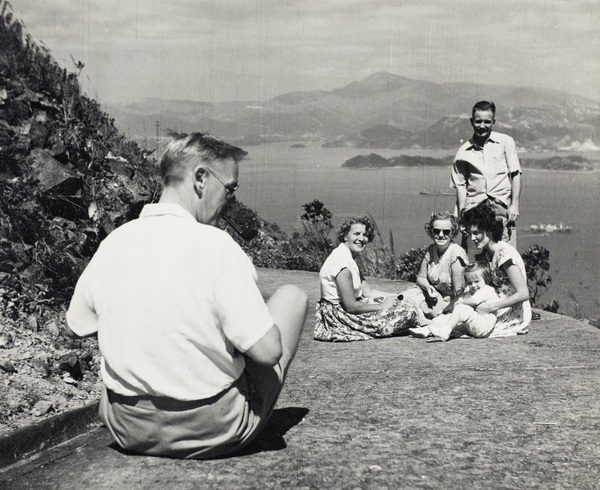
[0,5,303,331]
[0,8,160,322]
[0,8,158,434]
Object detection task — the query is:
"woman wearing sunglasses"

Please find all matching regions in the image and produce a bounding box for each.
[399,211,468,325]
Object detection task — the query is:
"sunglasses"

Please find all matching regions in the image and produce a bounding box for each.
[206,167,239,199]
[433,228,452,236]
[473,119,494,125]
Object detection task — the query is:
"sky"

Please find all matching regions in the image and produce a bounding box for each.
[9,0,600,105]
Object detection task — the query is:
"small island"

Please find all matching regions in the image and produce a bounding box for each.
[342,153,451,168]
[342,153,394,168]
[343,153,600,171]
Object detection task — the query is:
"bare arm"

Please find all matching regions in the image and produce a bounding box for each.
[450,258,466,297]
[451,158,468,216]
[477,263,529,314]
[508,171,521,223]
[457,287,492,308]
[245,324,283,366]
[456,185,468,216]
[336,269,397,314]
[415,257,437,299]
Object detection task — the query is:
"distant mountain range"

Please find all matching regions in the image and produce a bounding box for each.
[107,72,600,152]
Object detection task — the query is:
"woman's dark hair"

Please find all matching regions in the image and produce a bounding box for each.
[337,216,375,244]
[460,202,504,242]
[424,211,460,239]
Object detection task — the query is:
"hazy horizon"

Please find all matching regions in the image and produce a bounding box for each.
[108,71,599,106]
[10,0,600,106]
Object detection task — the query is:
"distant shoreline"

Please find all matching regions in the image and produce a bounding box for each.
[525,167,600,174]
[341,152,600,172]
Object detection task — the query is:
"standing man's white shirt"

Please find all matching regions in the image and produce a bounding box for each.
[452,131,522,210]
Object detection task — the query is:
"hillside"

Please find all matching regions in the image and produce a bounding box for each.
[0,3,320,433]
[0,3,154,431]
[108,71,600,152]
[0,8,428,434]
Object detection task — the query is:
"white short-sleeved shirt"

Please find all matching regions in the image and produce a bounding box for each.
[66,203,274,400]
[463,285,498,310]
[452,131,522,208]
[319,243,362,304]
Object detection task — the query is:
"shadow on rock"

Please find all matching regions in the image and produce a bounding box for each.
[106,406,310,459]
[233,406,309,457]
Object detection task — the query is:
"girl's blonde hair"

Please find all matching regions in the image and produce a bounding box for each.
[464,261,493,285]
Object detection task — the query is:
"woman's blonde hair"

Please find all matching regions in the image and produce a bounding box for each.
[424,211,460,238]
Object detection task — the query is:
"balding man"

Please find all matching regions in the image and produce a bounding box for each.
[67,132,308,459]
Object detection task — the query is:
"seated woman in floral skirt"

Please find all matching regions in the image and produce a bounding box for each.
[314,216,417,342]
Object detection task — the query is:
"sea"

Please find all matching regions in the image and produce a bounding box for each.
[235,142,600,320]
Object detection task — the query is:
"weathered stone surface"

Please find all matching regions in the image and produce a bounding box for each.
[31,400,53,416]
[57,352,83,380]
[48,140,66,157]
[0,332,14,349]
[0,360,17,373]
[28,120,47,148]
[29,149,80,192]
[0,271,598,489]
[30,358,51,378]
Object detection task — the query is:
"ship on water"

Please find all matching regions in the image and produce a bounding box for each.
[530,222,572,234]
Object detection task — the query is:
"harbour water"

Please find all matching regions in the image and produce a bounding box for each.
[236,142,600,319]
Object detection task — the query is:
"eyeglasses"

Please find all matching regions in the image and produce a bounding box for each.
[473,119,493,125]
[206,167,239,199]
[433,228,452,236]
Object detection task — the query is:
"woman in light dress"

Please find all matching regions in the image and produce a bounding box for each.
[314,216,417,342]
[399,211,468,325]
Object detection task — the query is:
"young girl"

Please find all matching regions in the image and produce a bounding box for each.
[409,262,498,341]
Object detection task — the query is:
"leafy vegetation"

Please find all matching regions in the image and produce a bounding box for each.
[0,1,159,325]
[521,245,559,312]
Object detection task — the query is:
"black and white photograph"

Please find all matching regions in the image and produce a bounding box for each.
[0,1,598,488]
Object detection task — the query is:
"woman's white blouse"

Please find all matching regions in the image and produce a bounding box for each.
[319,243,363,304]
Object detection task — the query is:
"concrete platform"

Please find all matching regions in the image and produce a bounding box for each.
[0,268,599,489]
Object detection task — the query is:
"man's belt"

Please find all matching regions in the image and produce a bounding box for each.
[485,195,508,210]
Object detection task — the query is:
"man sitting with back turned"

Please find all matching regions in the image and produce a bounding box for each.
[66,132,308,459]
[451,100,522,252]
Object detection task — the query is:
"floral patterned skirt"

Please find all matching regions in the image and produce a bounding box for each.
[314,297,417,342]
[490,299,531,337]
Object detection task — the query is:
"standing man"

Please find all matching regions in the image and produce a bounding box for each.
[66,132,308,459]
[451,100,522,252]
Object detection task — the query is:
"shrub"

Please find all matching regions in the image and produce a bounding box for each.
[299,200,334,267]
[395,247,427,282]
[360,219,398,279]
[521,245,553,307]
